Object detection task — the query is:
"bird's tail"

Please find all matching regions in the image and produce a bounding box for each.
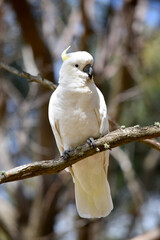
[72,151,113,218]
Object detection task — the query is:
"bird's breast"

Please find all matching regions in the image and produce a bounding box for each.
[59,107,100,149]
[54,88,100,149]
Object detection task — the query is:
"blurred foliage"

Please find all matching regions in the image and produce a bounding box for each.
[120,33,160,126]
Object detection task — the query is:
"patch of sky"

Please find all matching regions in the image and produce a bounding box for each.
[106,194,160,239]
[2,3,17,25]
[94,0,123,29]
[145,0,160,28]
[2,2,21,38]
[141,194,160,231]
[111,0,123,10]
[94,0,110,29]
[55,203,77,240]
[53,59,62,83]
[13,155,31,167]
[0,186,11,201]
[8,129,20,155]
[106,210,132,239]
[64,0,80,8]
[27,0,42,19]
[6,98,18,114]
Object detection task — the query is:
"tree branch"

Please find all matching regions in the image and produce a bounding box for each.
[140,139,160,151]
[0,61,56,91]
[129,227,160,240]
[0,125,160,184]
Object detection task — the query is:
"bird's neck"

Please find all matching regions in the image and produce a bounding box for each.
[58,75,95,94]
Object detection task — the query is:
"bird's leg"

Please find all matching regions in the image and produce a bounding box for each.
[62,148,73,161]
[87,137,96,149]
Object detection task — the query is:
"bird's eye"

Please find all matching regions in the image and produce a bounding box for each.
[75,64,79,68]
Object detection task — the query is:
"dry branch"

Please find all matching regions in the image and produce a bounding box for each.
[0,125,160,184]
[129,227,160,240]
[140,139,160,151]
[0,61,56,90]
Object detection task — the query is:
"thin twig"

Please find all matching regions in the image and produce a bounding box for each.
[140,139,160,151]
[0,61,56,91]
[0,125,160,184]
[129,227,160,240]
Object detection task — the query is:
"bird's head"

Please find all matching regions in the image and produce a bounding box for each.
[59,46,94,87]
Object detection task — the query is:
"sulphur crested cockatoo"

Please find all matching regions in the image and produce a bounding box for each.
[48,46,113,218]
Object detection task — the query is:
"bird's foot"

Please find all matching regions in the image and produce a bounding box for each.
[87,137,96,149]
[62,149,72,161]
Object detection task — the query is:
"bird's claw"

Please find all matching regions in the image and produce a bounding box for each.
[87,137,96,149]
[62,149,72,161]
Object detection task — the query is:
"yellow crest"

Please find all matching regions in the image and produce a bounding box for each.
[61,46,71,62]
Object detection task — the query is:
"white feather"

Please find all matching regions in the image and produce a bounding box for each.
[48,50,113,218]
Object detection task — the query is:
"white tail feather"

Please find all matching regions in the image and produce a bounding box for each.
[72,152,113,218]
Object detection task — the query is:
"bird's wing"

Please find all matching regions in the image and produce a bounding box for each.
[48,90,74,176]
[52,120,64,154]
[95,87,109,136]
[48,92,64,154]
[94,87,109,176]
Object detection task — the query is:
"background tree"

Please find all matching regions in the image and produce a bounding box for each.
[0,0,160,239]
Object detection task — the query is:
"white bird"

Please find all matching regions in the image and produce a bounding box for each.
[48,46,113,218]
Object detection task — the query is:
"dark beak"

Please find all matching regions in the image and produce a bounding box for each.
[83,64,93,79]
